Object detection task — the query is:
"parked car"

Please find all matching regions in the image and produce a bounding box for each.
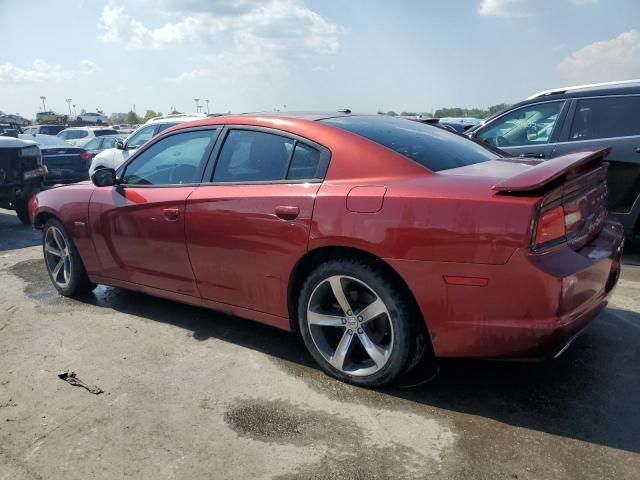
[0,137,45,224]
[0,114,30,126]
[83,134,125,158]
[75,112,108,124]
[466,80,640,238]
[36,111,67,124]
[0,123,20,137]
[57,126,119,147]
[89,113,206,175]
[31,113,623,387]
[19,134,92,185]
[22,124,67,136]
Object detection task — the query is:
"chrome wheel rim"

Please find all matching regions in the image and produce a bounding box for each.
[44,226,71,288]
[307,275,393,377]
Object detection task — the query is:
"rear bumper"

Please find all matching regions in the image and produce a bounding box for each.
[387,216,624,359]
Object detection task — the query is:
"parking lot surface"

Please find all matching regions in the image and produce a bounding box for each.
[0,208,639,480]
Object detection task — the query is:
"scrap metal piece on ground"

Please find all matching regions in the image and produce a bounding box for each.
[57,370,103,395]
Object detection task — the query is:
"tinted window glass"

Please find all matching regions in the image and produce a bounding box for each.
[477,102,563,148]
[569,96,640,141]
[214,130,293,182]
[102,137,117,149]
[94,129,119,137]
[126,125,155,149]
[123,130,216,186]
[156,122,179,134]
[287,143,321,180]
[321,115,498,172]
[39,125,65,135]
[59,130,88,140]
[84,138,101,149]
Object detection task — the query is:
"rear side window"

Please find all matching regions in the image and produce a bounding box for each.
[94,129,119,137]
[287,143,321,180]
[59,130,88,140]
[321,115,498,172]
[213,130,294,182]
[569,96,640,141]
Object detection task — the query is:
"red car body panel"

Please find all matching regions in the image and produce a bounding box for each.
[30,114,625,359]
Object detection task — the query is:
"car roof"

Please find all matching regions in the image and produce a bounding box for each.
[0,136,36,148]
[526,79,640,100]
[235,111,356,121]
[60,126,118,131]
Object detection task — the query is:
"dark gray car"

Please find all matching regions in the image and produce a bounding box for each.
[466,80,640,237]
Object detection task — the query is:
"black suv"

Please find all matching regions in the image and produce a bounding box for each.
[0,137,46,224]
[466,80,640,237]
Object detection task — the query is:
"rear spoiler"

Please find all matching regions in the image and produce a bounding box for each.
[492,148,611,193]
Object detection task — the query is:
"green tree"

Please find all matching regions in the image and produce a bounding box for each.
[143,110,158,122]
[126,110,140,124]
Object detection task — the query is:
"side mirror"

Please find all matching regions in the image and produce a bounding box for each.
[115,140,125,150]
[92,168,117,187]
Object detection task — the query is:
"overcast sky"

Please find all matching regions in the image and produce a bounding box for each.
[1,0,639,117]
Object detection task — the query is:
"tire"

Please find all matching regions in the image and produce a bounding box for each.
[14,200,30,226]
[298,259,417,387]
[42,218,96,297]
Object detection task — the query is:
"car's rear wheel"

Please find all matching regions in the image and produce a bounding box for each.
[298,259,415,387]
[43,218,96,296]
[14,200,30,226]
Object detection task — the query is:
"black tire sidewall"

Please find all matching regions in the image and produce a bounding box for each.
[297,259,414,387]
[14,201,30,225]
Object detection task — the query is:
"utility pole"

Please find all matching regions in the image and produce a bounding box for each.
[72,104,76,116]
[40,96,47,112]
[205,99,210,114]
[66,98,72,116]
[194,98,200,113]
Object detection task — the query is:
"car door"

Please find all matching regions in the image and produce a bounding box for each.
[186,127,329,318]
[551,95,640,228]
[89,127,220,295]
[474,100,568,159]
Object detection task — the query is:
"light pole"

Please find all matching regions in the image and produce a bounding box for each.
[66,98,72,117]
[72,104,76,116]
[40,96,47,112]
[194,98,200,113]
[205,99,210,114]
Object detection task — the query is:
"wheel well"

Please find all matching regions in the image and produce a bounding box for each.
[287,246,428,338]
[33,212,56,229]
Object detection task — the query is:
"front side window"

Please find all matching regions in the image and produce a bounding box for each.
[569,96,640,141]
[102,137,117,149]
[126,125,155,149]
[213,130,294,182]
[84,138,101,150]
[477,101,563,148]
[122,130,217,186]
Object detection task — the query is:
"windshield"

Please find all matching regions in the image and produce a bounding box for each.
[321,115,499,172]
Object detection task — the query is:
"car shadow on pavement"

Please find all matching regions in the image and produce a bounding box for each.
[77,283,640,455]
[0,210,40,252]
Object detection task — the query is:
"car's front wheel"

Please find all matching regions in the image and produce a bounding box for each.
[298,259,415,387]
[43,218,96,296]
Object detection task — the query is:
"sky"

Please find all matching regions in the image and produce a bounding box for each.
[1,0,639,118]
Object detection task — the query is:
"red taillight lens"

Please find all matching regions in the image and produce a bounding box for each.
[534,205,565,248]
[80,150,92,161]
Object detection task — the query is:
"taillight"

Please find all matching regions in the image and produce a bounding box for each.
[80,150,92,161]
[533,205,565,249]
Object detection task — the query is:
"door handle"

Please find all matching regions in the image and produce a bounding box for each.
[275,205,300,220]
[518,153,545,159]
[163,208,180,221]
[635,147,640,153]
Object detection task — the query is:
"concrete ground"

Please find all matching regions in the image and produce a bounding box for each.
[0,207,638,480]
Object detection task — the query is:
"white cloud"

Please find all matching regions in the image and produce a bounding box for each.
[0,59,100,84]
[559,29,640,84]
[98,0,342,56]
[165,68,210,83]
[479,0,598,16]
[478,0,537,16]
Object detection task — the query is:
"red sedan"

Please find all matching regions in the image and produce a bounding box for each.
[30,113,624,387]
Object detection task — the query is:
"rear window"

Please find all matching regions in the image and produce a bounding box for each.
[321,115,499,172]
[39,125,65,135]
[94,129,119,137]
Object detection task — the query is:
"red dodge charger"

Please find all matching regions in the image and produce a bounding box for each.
[30,113,624,387]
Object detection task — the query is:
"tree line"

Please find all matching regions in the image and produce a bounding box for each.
[109,109,182,125]
[378,104,509,119]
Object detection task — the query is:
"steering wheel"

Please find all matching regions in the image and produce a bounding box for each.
[494,135,511,147]
[169,164,198,184]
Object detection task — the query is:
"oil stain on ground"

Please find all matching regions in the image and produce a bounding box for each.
[224,398,440,479]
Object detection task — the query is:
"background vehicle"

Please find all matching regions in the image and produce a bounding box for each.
[0,137,45,224]
[0,113,30,126]
[83,134,125,158]
[75,112,108,124]
[0,123,20,137]
[22,124,66,136]
[57,126,119,147]
[19,134,91,185]
[32,113,623,387]
[466,80,640,238]
[89,113,206,174]
[36,111,67,124]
